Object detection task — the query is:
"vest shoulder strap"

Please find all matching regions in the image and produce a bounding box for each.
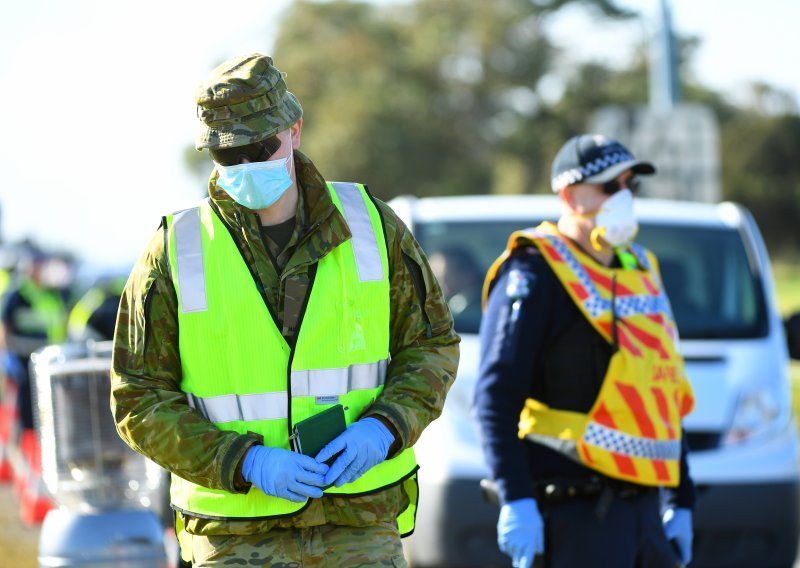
[168,199,210,314]
[328,182,385,283]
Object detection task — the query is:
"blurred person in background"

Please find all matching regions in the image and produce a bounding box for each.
[0,247,18,301]
[429,245,484,333]
[67,275,127,342]
[475,134,695,568]
[0,247,68,435]
[110,53,459,567]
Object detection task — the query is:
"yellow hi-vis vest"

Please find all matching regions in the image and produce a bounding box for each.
[67,279,125,340]
[485,222,694,487]
[0,269,11,298]
[17,279,67,343]
[165,182,418,532]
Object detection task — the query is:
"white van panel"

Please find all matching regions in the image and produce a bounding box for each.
[689,418,799,483]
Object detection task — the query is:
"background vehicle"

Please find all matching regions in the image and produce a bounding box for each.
[390,195,800,568]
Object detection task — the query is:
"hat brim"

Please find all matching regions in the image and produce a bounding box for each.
[195,91,303,151]
[583,159,656,185]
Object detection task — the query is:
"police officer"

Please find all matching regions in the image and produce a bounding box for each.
[110,54,459,567]
[475,134,695,568]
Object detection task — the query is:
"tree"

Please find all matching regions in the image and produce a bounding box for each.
[272,0,635,199]
[720,109,800,255]
[182,0,800,256]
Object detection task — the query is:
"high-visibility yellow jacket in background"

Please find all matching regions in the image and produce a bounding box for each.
[67,278,126,341]
[15,278,67,344]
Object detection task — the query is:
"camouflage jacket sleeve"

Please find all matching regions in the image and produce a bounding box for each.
[365,200,460,455]
[110,226,260,494]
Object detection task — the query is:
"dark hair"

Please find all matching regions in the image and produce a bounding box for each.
[209,135,282,166]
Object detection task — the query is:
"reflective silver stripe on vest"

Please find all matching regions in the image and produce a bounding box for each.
[188,391,289,424]
[584,422,682,460]
[172,206,208,313]
[331,182,384,282]
[291,360,388,397]
[186,361,387,422]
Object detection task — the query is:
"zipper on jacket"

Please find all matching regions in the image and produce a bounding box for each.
[285,262,319,441]
[403,252,432,339]
[141,282,156,357]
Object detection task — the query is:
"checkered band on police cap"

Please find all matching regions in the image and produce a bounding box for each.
[550,134,656,192]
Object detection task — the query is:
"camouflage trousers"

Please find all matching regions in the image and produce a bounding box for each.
[183,522,408,567]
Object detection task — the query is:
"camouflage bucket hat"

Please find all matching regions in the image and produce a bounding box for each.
[195,53,303,150]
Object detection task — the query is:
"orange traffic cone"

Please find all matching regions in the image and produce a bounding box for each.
[0,380,18,483]
[18,430,53,525]
[0,405,14,482]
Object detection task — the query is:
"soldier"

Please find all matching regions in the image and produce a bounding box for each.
[475,134,695,567]
[110,53,459,567]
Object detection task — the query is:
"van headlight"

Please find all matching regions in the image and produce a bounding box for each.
[723,385,788,446]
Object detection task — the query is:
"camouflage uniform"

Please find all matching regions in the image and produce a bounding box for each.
[111,54,459,566]
[185,522,407,567]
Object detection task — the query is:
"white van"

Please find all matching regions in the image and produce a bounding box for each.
[390,194,800,568]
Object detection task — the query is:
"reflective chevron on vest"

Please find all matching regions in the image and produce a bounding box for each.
[485,222,694,487]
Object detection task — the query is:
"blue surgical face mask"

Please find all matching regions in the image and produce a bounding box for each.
[215,134,294,210]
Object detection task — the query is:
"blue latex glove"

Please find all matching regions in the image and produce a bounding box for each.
[241,445,329,502]
[497,498,544,568]
[315,417,394,487]
[663,507,693,566]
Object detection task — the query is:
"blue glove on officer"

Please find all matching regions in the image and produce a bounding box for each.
[497,497,544,568]
[663,507,693,565]
[242,445,329,502]
[315,417,394,487]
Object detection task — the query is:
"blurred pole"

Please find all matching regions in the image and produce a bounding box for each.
[648,0,680,111]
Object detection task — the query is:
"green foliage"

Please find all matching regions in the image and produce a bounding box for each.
[273,0,634,200]
[774,261,800,420]
[183,0,800,256]
[720,111,800,256]
[774,261,800,316]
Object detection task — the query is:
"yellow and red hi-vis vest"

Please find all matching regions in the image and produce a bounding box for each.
[484,222,695,487]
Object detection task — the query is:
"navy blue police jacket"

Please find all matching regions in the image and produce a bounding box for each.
[474,245,695,508]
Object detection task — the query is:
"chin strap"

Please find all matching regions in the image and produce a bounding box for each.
[568,210,635,257]
[589,227,606,252]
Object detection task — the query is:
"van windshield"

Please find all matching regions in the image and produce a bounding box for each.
[415,220,768,339]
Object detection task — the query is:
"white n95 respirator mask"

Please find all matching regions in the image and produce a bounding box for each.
[590,188,638,250]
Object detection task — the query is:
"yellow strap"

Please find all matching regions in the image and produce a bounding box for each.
[175,513,193,564]
[519,399,587,440]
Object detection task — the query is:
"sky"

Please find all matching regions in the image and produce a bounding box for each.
[0,0,797,275]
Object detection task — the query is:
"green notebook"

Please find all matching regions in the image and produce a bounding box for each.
[291,404,347,460]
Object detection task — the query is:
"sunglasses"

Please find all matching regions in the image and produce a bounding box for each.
[602,175,641,195]
[210,135,282,167]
